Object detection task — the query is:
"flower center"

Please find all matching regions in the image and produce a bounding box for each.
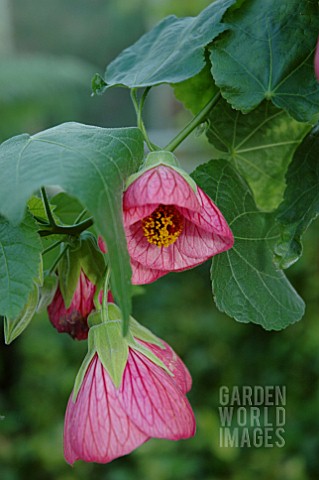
[142,204,184,247]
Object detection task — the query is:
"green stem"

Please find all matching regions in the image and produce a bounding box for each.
[164,91,221,152]
[38,217,94,237]
[42,240,62,255]
[131,88,159,151]
[41,187,56,226]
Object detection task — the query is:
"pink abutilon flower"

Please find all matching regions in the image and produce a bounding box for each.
[64,339,195,464]
[48,271,113,340]
[315,36,319,81]
[123,165,234,284]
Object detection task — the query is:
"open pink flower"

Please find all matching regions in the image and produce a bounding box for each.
[123,165,234,284]
[315,36,319,81]
[64,339,195,464]
[48,271,113,340]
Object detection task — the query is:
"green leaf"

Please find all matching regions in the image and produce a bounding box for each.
[192,159,305,330]
[93,321,129,388]
[97,0,236,91]
[0,123,144,329]
[4,283,39,344]
[275,126,319,269]
[210,0,319,122]
[207,100,309,211]
[173,63,218,115]
[50,192,86,225]
[79,232,106,287]
[0,212,42,319]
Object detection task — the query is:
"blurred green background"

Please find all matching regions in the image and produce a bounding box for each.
[1,0,319,479]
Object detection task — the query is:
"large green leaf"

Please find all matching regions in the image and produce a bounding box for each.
[0,123,144,330]
[210,0,319,122]
[275,126,319,269]
[94,0,236,91]
[173,63,218,114]
[0,212,42,318]
[192,159,305,330]
[207,100,309,211]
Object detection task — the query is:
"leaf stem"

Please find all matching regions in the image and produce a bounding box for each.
[131,88,159,151]
[164,91,221,152]
[38,217,94,237]
[41,187,56,227]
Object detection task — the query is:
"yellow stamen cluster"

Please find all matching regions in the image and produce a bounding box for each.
[142,204,184,247]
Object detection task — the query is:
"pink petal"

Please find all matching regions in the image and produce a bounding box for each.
[177,187,234,240]
[64,355,148,464]
[47,272,96,340]
[98,236,107,254]
[126,216,232,272]
[123,166,200,212]
[124,204,160,227]
[130,258,169,285]
[119,349,196,440]
[137,340,192,394]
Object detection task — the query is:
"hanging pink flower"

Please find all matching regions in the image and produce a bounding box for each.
[122,164,234,284]
[64,339,195,464]
[315,36,319,81]
[48,271,113,340]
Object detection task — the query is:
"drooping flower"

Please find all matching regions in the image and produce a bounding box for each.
[47,271,112,340]
[315,36,319,81]
[64,337,195,464]
[122,161,234,284]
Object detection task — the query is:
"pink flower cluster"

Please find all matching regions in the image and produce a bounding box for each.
[47,162,233,465]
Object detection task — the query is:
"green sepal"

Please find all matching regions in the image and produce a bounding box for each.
[129,316,164,348]
[127,337,173,377]
[4,283,39,344]
[37,273,58,312]
[93,320,129,389]
[125,150,197,194]
[58,242,82,309]
[78,232,106,287]
[72,351,96,402]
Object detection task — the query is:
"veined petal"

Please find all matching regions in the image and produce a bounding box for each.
[123,166,200,212]
[137,340,192,394]
[64,355,148,464]
[124,204,159,227]
[119,349,196,440]
[126,218,232,271]
[130,258,169,285]
[177,187,234,241]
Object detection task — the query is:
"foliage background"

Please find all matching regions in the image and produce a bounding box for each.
[0,0,318,479]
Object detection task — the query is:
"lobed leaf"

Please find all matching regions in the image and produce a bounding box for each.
[192,159,305,330]
[95,0,236,91]
[207,100,309,211]
[0,122,144,330]
[210,0,319,122]
[275,126,319,269]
